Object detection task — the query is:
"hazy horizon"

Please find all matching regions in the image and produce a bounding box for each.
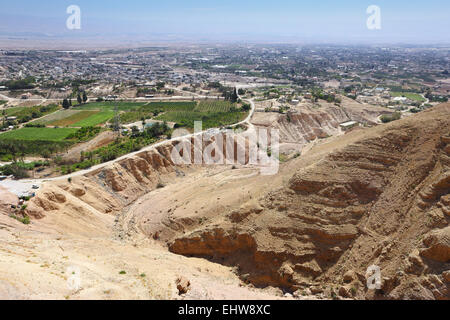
[0,0,449,47]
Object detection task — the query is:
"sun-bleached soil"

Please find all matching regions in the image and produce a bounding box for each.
[1,103,449,300]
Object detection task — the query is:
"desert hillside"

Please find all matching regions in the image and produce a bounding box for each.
[252,96,390,154]
[169,103,450,299]
[1,103,449,300]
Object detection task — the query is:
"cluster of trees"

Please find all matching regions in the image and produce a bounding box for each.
[0,140,26,163]
[241,103,251,112]
[1,110,10,129]
[0,160,50,179]
[223,87,239,103]
[207,82,240,103]
[62,123,171,174]
[0,162,29,178]
[278,105,290,114]
[137,87,157,97]
[263,88,281,99]
[71,79,96,87]
[1,104,59,129]
[1,77,35,90]
[41,79,96,90]
[425,89,448,103]
[0,139,70,161]
[380,112,402,123]
[207,82,224,90]
[76,92,88,105]
[344,85,361,93]
[66,126,101,142]
[293,78,315,88]
[429,96,448,103]
[311,89,341,104]
[0,139,58,179]
[136,83,172,96]
[62,91,87,109]
[130,122,171,139]
[62,98,73,109]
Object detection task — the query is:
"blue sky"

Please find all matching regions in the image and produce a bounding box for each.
[0,0,449,43]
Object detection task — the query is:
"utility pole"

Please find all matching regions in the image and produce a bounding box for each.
[113,105,120,136]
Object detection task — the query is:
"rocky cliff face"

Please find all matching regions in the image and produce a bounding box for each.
[252,97,389,154]
[25,144,180,220]
[25,133,251,220]
[169,104,450,299]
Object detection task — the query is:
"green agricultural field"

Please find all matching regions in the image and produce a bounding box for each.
[152,100,246,129]
[32,109,83,125]
[119,111,149,124]
[195,100,237,112]
[3,104,61,123]
[0,100,7,106]
[5,106,27,115]
[0,127,78,142]
[118,101,197,124]
[33,108,113,128]
[143,101,197,112]
[0,127,79,157]
[156,110,246,129]
[48,111,99,127]
[72,111,114,127]
[77,101,147,111]
[390,92,426,102]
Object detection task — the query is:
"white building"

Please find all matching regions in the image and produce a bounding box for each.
[340,121,359,131]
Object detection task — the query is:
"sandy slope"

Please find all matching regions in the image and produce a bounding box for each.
[0,185,296,300]
[0,122,369,300]
[1,103,448,300]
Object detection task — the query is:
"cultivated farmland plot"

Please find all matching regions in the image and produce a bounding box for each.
[32,110,84,125]
[4,104,61,123]
[118,101,198,124]
[143,101,196,112]
[154,100,245,129]
[0,127,78,142]
[48,111,99,127]
[390,91,426,102]
[33,109,114,127]
[72,111,115,127]
[77,101,148,111]
[195,101,236,112]
[5,106,27,115]
[0,100,249,159]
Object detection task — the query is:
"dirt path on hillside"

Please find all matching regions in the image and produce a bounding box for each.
[62,131,117,163]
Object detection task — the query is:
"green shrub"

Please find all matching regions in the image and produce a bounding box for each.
[10,214,30,225]
[380,112,401,123]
